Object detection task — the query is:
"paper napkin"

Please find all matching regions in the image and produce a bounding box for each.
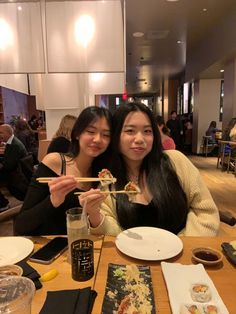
[39,287,97,314]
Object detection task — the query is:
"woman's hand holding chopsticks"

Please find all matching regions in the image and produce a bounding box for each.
[78,189,107,228]
[48,175,78,208]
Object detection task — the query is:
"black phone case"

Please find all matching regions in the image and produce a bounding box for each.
[221,242,236,265]
[29,237,68,264]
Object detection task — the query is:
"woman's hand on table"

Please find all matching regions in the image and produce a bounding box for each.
[49,175,77,208]
[79,189,106,227]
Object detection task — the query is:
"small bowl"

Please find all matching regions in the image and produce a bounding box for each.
[0,265,23,278]
[192,247,223,266]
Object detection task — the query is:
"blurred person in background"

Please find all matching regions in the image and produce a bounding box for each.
[28,114,38,130]
[166,110,183,150]
[14,119,38,164]
[225,118,236,142]
[183,119,193,154]
[36,116,44,129]
[155,115,175,150]
[47,114,77,154]
[205,121,218,144]
[0,124,29,201]
[0,138,9,211]
[222,117,236,159]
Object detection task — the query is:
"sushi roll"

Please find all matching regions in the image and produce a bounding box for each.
[190,283,211,302]
[124,181,141,202]
[180,304,202,314]
[203,304,219,314]
[98,169,116,186]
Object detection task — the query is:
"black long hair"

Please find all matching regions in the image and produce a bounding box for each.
[68,106,112,177]
[111,102,188,234]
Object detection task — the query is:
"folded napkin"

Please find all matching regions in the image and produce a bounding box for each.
[39,287,97,314]
[161,262,229,314]
[16,260,42,290]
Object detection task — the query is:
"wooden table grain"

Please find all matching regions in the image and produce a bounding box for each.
[29,235,104,314]
[92,236,236,314]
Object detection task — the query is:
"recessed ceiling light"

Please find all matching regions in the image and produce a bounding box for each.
[17,6,22,11]
[177,40,183,44]
[166,0,179,2]
[220,69,224,73]
[203,8,207,12]
[133,32,144,38]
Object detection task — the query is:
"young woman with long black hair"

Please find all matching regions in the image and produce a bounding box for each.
[15,106,111,235]
[79,103,220,236]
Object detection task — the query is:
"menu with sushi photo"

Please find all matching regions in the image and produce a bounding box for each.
[161,262,229,314]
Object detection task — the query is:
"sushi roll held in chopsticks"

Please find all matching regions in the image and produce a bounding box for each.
[98,169,116,186]
[124,181,141,202]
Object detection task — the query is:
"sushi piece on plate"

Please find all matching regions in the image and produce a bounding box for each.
[203,304,219,314]
[190,283,212,302]
[117,295,139,314]
[180,304,202,314]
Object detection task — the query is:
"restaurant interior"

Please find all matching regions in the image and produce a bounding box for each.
[0,0,236,313]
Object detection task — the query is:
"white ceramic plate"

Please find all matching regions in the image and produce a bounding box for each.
[0,237,34,266]
[115,227,183,261]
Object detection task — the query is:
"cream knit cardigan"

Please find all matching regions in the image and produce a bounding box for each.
[90,150,220,237]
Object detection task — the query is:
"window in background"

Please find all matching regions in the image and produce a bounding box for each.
[219,80,224,122]
[116,97,120,106]
[189,82,194,113]
[183,82,189,114]
[177,86,183,114]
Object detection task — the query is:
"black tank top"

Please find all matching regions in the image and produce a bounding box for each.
[118,200,185,234]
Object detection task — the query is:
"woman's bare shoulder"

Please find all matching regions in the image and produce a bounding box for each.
[42,152,62,174]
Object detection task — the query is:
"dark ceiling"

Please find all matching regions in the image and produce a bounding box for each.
[125,0,236,95]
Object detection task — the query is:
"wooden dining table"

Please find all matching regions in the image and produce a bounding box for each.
[28,235,104,314]
[29,235,236,314]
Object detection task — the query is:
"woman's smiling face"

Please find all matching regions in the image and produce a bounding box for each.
[79,116,111,158]
[119,111,154,163]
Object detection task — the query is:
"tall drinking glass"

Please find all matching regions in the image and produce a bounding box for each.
[0,276,35,314]
[66,207,88,263]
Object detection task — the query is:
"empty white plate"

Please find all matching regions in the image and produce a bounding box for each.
[0,237,34,266]
[115,227,183,260]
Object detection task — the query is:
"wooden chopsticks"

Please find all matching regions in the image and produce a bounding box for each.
[36,177,117,183]
[74,190,139,195]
